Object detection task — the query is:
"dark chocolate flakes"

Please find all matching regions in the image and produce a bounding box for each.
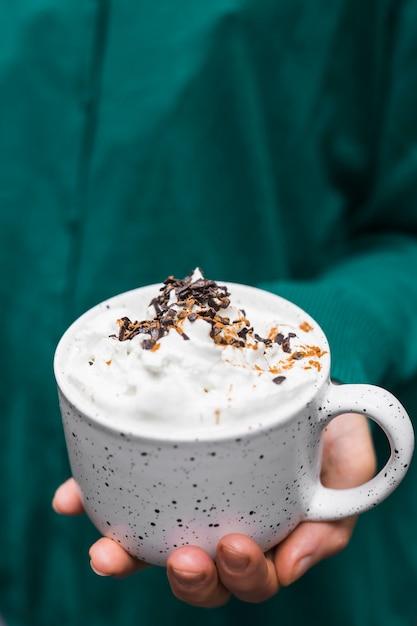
[116,269,261,351]
[112,269,321,385]
[272,376,287,385]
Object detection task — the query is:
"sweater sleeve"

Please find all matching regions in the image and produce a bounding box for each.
[261,1,417,389]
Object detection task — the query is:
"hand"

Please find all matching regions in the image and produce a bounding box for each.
[53,412,376,607]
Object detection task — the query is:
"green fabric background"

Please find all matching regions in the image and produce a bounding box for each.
[1,1,417,624]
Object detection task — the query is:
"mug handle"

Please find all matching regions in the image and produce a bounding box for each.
[305,383,414,521]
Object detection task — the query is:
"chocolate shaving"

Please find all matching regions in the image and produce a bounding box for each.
[115,270,302,385]
[116,269,239,348]
[238,327,249,340]
[274,331,296,353]
[142,339,156,351]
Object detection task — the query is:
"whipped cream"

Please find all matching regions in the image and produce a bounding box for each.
[63,269,328,434]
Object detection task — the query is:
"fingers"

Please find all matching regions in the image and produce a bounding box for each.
[216,534,279,603]
[273,516,356,586]
[321,413,376,489]
[166,515,356,605]
[53,479,148,578]
[52,477,85,515]
[167,546,230,607]
[274,413,374,586]
[89,537,149,578]
[166,534,279,607]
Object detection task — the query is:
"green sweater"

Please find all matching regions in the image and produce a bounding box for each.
[1,1,417,625]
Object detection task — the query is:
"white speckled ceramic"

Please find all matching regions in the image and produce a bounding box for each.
[54,284,414,566]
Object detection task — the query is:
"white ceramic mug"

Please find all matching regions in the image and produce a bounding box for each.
[54,283,414,566]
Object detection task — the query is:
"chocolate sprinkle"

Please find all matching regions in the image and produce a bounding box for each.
[116,269,246,349]
[114,270,318,386]
[272,376,287,385]
[274,331,296,353]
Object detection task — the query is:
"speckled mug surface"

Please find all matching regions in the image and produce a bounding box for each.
[54,283,414,566]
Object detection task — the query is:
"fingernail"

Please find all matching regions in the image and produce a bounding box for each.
[291,556,314,583]
[170,568,206,586]
[220,546,250,571]
[90,561,109,577]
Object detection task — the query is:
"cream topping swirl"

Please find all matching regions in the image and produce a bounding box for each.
[64,269,328,432]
